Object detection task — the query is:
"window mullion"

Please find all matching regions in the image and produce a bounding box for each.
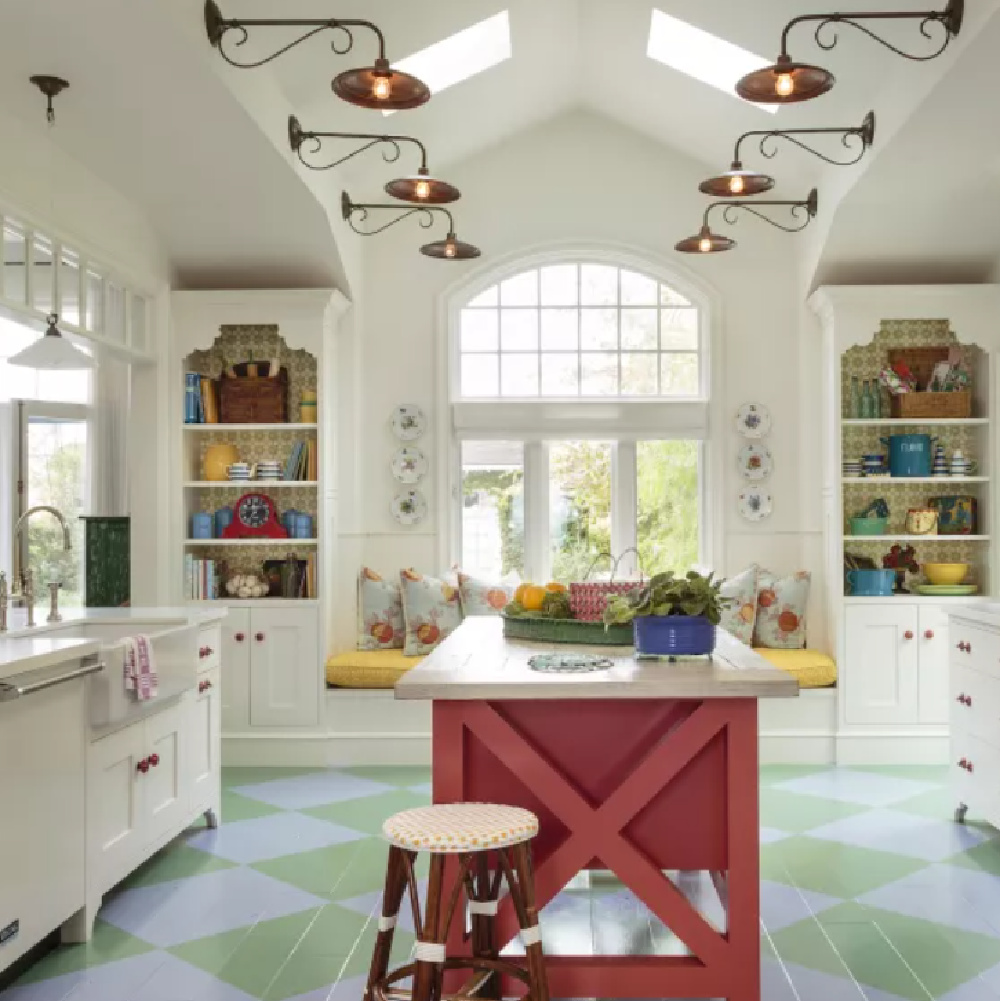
[524,441,548,582]
[612,441,637,576]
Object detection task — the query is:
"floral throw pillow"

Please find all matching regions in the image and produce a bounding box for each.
[357,567,404,651]
[719,566,758,646]
[456,571,514,616]
[400,569,464,655]
[754,569,811,650]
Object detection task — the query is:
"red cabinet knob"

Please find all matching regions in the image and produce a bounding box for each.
[957,694,966,704]
[924,630,934,640]
[199,679,213,693]
[137,758,149,774]
[957,641,967,651]
[256,632,265,642]
[149,753,160,768]
[234,632,245,642]
[903,630,914,640]
[199,646,213,659]
[968,761,975,773]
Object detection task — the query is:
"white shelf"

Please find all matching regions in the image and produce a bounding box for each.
[186,598,319,606]
[184,538,318,546]
[842,418,988,427]
[184,481,318,488]
[843,595,992,604]
[844,535,990,542]
[843,476,989,484]
[183,423,317,432]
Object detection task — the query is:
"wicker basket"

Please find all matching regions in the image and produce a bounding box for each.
[501,613,633,646]
[886,347,971,419]
[218,368,288,424]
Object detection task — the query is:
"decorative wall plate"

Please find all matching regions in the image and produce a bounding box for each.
[392,489,427,526]
[738,488,772,522]
[734,403,771,438]
[392,446,427,484]
[392,405,426,441]
[738,443,773,481]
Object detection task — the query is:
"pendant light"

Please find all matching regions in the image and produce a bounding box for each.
[676,189,818,254]
[205,1,430,111]
[736,0,963,104]
[700,112,875,197]
[341,191,481,260]
[10,77,94,371]
[288,116,460,204]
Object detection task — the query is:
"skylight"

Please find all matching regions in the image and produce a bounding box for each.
[647,10,778,114]
[384,10,512,115]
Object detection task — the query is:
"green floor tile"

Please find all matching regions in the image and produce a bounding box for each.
[759,788,868,833]
[758,764,832,786]
[948,836,1000,876]
[221,788,285,822]
[337,921,416,982]
[222,766,323,789]
[851,764,950,783]
[771,901,1000,1001]
[760,836,927,897]
[341,765,431,789]
[252,839,374,899]
[13,920,154,985]
[304,790,431,836]
[891,785,961,821]
[119,841,236,890]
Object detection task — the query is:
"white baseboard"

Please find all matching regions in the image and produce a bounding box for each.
[835,730,949,765]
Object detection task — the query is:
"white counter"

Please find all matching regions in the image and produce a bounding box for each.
[395,617,799,701]
[946,603,1000,630]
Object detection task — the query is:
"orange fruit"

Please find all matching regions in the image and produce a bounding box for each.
[545,582,567,594]
[521,585,547,612]
[514,582,532,605]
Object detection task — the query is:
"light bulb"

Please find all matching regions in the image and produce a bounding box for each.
[445,238,458,258]
[372,75,392,101]
[415,179,431,200]
[775,72,794,98]
[729,174,745,195]
[699,236,712,253]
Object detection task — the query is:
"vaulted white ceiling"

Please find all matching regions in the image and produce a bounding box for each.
[0,0,997,290]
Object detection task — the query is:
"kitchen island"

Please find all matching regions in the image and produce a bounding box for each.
[396,617,798,1001]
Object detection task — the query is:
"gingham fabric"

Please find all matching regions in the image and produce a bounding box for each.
[382,803,539,852]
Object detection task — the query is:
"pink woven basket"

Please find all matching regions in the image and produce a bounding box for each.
[568,549,645,622]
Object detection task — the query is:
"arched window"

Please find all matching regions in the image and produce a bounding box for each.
[458,262,701,399]
[446,254,713,582]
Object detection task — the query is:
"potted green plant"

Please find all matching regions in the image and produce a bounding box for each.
[603,570,731,657]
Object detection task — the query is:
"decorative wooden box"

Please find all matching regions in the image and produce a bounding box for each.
[887,346,972,419]
[218,368,288,424]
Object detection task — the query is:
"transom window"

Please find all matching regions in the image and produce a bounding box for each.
[458,263,700,399]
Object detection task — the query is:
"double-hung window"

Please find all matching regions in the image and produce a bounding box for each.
[449,258,712,583]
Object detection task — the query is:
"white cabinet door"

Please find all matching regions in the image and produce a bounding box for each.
[189,668,221,813]
[249,606,319,727]
[917,605,951,724]
[844,604,920,725]
[87,722,146,895]
[221,608,251,732]
[144,703,187,846]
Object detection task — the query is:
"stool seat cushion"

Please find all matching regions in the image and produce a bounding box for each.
[383,803,539,852]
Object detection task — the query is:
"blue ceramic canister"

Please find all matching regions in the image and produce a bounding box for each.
[191,512,214,539]
[880,433,937,478]
[281,508,301,535]
[633,615,716,657]
[845,568,896,596]
[293,512,314,539]
[214,506,233,537]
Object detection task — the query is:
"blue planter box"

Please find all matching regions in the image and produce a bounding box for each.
[633,615,716,657]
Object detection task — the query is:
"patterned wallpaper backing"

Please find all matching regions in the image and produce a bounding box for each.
[841,320,988,592]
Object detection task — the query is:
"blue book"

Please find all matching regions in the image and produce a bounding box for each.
[184,373,201,424]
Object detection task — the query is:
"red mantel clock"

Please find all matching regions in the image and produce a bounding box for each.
[223,493,288,539]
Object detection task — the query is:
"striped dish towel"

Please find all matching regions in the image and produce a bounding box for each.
[123,635,158,701]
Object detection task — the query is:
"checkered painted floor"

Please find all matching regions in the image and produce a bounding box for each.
[5,765,1000,1000]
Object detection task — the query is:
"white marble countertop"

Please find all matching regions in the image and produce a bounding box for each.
[947,603,1000,629]
[395,617,800,701]
[0,636,101,679]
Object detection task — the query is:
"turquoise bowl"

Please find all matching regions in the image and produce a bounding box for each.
[849,516,888,535]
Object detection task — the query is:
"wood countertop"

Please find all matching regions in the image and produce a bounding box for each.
[395,617,799,701]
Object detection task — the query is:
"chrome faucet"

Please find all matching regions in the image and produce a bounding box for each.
[12,505,71,627]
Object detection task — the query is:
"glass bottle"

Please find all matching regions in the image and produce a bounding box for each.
[872,377,882,419]
[849,376,861,419]
[860,380,873,419]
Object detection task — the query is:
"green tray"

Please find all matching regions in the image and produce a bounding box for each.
[501,612,633,646]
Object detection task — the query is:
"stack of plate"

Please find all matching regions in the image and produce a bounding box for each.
[256,460,283,481]
[843,459,863,478]
[228,462,251,482]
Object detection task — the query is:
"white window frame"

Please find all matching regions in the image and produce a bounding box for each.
[437,244,725,578]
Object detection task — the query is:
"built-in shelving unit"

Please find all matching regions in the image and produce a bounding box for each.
[185,538,318,547]
[842,418,989,427]
[842,535,991,543]
[183,481,319,489]
[843,476,989,485]
[182,422,317,432]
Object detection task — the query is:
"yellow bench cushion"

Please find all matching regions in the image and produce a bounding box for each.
[754,648,837,689]
[326,649,425,689]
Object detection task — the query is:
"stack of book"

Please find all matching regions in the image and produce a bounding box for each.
[284,440,317,481]
[185,555,222,600]
[185,373,220,424]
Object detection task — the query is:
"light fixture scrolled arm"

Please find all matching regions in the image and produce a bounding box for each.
[749,110,875,167]
[289,116,425,172]
[716,195,816,235]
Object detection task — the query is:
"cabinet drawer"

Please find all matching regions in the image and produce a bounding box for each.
[197,625,221,674]
[950,622,1000,677]
[952,664,1000,742]
[960,733,1000,828]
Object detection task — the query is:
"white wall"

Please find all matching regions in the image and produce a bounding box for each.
[332,110,825,651]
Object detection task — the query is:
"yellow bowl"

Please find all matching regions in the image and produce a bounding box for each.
[923,562,969,586]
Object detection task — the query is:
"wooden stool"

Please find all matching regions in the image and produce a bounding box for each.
[365,803,550,1001]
